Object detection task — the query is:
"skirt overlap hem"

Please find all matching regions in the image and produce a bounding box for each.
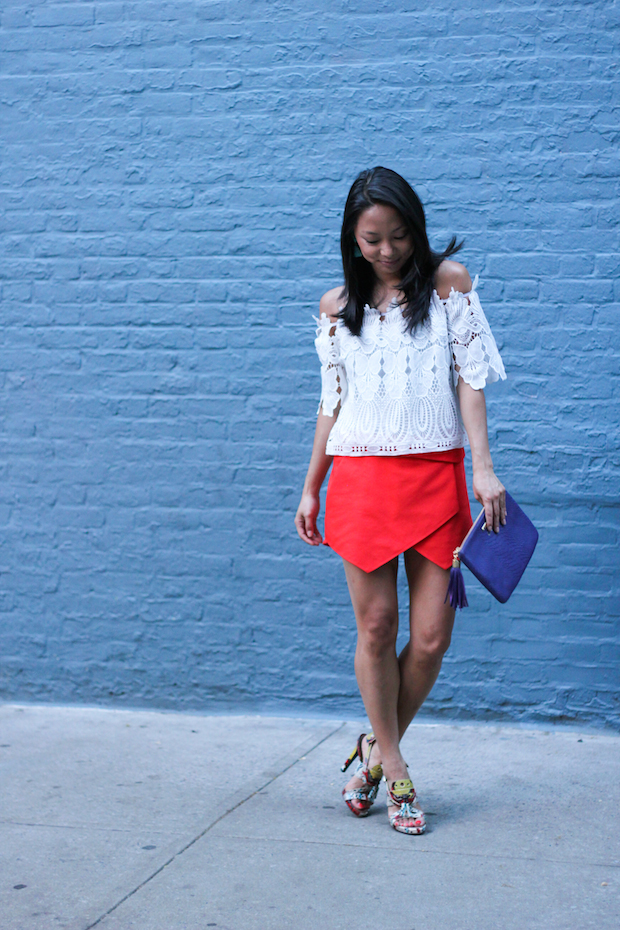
[323,450,472,573]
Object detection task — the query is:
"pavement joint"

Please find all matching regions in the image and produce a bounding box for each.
[214,832,620,868]
[83,721,346,930]
[2,707,618,930]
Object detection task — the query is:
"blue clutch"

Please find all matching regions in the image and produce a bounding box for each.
[445,491,539,608]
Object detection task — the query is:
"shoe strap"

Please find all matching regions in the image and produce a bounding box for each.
[352,759,383,786]
[340,731,377,774]
[388,802,422,819]
[367,763,383,782]
[387,778,417,806]
[363,732,378,762]
[362,733,382,783]
[343,782,380,804]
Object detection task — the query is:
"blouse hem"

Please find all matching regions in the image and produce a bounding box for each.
[326,441,465,457]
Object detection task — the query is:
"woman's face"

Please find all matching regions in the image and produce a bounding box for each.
[353,203,413,279]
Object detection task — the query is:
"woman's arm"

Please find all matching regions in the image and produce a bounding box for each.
[296,287,344,546]
[294,410,338,545]
[457,380,506,533]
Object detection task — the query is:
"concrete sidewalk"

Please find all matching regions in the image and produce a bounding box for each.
[0,704,618,930]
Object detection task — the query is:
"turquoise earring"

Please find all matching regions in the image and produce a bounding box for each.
[353,241,362,258]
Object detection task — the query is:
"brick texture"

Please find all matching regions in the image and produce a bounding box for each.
[0,0,618,727]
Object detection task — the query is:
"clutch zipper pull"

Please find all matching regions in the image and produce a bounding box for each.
[444,547,469,609]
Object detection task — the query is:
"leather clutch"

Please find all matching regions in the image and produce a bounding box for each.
[445,491,539,608]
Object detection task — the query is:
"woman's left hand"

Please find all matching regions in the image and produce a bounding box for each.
[472,467,506,533]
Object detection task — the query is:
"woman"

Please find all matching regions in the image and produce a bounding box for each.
[294,167,506,835]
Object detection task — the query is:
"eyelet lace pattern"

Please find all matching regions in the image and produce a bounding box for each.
[314,278,506,456]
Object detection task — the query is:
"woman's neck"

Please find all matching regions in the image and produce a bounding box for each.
[374,266,401,288]
[372,275,403,311]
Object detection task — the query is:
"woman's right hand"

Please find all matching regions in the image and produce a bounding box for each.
[295,387,338,548]
[295,491,323,546]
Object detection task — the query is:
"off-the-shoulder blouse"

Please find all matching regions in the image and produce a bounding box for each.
[314,277,506,456]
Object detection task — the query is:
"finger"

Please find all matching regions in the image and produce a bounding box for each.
[500,489,507,525]
[487,494,500,533]
[296,513,322,546]
[304,510,323,544]
[484,502,494,533]
[295,514,310,542]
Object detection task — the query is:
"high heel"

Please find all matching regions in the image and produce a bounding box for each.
[341,733,383,817]
[386,778,426,835]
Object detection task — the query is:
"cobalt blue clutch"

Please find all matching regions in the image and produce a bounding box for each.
[445,491,539,608]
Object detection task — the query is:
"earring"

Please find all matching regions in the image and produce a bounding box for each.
[353,241,362,258]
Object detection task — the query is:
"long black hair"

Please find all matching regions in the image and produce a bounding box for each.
[339,167,463,336]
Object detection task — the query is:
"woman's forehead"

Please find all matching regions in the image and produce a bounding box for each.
[356,203,406,232]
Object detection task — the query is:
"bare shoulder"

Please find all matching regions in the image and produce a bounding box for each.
[434,260,472,300]
[319,286,345,322]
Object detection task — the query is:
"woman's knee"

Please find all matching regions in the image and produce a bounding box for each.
[411,629,453,666]
[356,606,398,656]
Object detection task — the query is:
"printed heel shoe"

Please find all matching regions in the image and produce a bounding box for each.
[341,733,383,818]
[386,778,426,835]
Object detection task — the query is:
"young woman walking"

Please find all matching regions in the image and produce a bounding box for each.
[295,167,506,835]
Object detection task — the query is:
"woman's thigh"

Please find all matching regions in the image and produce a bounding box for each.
[342,556,400,637]
[403,547,455,652]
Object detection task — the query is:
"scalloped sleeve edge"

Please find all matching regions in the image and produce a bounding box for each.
[444,285,507,390]
[314,314,346,417]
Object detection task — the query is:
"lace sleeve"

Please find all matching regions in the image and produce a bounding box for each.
[444,278,507,390]
[314,314,347,416]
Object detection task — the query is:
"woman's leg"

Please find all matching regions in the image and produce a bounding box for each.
[342,557,409,798]
[397,547,456,737]
[356,548,453,829]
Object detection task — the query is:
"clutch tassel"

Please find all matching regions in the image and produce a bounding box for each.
[445,548,468,609]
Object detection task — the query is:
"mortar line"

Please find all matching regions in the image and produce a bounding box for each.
[83,721,346,929]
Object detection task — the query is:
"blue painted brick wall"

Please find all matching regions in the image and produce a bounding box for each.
[1,0,618,728]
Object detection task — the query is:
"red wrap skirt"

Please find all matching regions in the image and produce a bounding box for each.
[323,449,472,573]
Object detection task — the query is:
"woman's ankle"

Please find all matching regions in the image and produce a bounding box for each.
[364,734,408,778]
[381,759,409,785]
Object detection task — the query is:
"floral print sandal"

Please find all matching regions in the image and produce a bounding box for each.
[386,778,426,835]
[341,733,383,817]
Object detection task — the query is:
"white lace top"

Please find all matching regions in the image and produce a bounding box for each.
[315,278,506,456]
